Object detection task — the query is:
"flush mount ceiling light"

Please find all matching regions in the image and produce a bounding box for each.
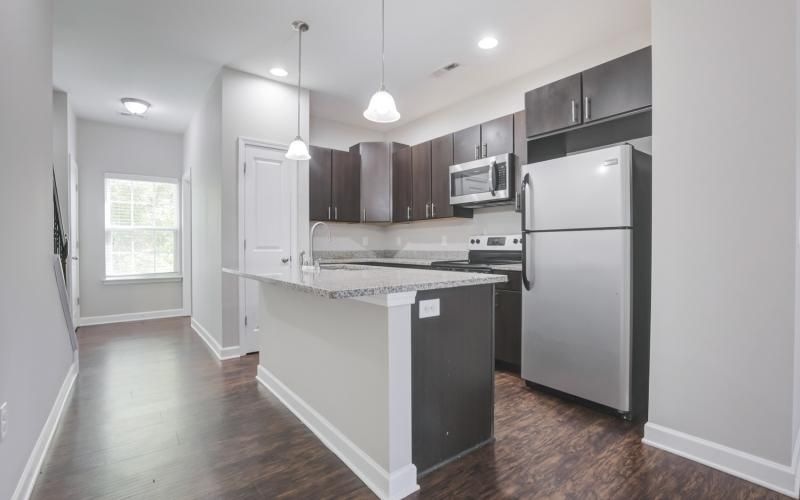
[121,97,150,115]
[363,0,400,123]
[285,21,311,161]
[270,67,288,77]
[478,36,499,50]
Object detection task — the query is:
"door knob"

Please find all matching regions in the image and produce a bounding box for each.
[281,257,290,264]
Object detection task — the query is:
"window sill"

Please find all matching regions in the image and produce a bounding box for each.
[103,275,183,285]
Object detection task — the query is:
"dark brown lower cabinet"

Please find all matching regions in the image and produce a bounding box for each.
[412,285,495,474]
[495,290,521,368]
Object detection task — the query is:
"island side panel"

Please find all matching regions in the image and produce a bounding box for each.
[256,282,418,498]
[411,284,495,475]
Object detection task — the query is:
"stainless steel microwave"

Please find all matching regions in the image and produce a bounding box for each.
[449,153,516,207]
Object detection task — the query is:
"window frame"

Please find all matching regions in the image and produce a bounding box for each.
[103,173,182,282]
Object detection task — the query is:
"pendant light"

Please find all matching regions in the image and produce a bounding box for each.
[363,0,400,123]
[286,20,311,161]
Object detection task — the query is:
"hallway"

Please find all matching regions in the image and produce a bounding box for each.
[31,318,786,499]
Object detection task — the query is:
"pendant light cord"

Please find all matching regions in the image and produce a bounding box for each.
[381,0,385,89]
[297,26,302,136]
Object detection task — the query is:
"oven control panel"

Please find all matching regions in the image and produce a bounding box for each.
[467,234,522,251]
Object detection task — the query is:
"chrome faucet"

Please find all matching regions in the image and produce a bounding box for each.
[307,221,330,268]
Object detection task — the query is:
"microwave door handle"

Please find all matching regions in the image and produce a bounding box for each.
[521,173,531,291]
[489,160,497,196]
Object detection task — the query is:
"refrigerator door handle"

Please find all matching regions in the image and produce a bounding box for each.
[520,173,532,291]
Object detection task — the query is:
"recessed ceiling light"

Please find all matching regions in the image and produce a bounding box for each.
[478,36,498,50]
[121,97,150,115]
[270,67,288,77]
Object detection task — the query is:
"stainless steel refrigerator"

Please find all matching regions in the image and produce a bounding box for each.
[520,144,651,417]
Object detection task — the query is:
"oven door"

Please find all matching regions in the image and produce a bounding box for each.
[449,154,514,206]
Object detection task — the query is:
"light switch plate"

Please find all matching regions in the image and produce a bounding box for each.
[0,402,8,441]
[419,299,440,319]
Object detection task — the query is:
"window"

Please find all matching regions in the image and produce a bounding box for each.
[104,175,180,279]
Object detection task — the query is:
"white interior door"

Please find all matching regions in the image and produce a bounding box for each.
[68,155,80,325]
[242,144,293,354]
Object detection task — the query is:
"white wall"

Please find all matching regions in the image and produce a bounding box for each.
[310,115,385,151]
[646,0,798,487]
[0,1,76,498]
[185,75,223,346]
[76,119,185,319]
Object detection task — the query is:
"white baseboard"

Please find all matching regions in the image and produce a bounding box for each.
[12,360,78,500]
[256,365,419,500]
[190,318,240,360]
[643,422,800,498]
[79,308,188,326]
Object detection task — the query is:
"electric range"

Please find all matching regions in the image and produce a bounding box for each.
[431,234,522,273]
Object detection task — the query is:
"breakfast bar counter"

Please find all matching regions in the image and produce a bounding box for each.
[224,265,505,500]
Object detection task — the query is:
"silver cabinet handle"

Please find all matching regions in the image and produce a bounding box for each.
[431,202,436,218]
[425,203,430,218]
[474,145,480,160]
[280,257,290,264]
[71,256,79,261]
[328,206,331,220]
[571,100,577,123]
[407,206,411,220]
[584,96,591,121]
[362,208,366,222]
[482,144,487,158]
[335,206,338,220]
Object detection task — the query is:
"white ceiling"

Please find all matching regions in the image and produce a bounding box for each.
[54,0,650,133]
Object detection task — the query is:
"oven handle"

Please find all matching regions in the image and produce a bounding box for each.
[520,173,531,291]
[489,159,497,197]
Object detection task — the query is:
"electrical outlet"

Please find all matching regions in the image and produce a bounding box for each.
[418,299,440,319]
[0,402,8,441]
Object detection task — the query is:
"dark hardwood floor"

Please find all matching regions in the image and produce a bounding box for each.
[32,317,787,500]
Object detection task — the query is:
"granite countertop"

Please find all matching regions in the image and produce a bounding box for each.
[488,263,523,272]
[322,257,523,273]
[320,257,437,266]
[223,264,506,299]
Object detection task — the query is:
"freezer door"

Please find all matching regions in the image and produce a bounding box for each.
[521,144,632,232]
[521,229,632,411]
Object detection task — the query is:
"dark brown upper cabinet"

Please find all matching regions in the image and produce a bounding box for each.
[309,145,333,221]
[525,46,652,138]
[524,73,582,138]
[454,116,516,164]
[581,46,652,123]
[430,134,454,219]
[453,125,481,164]
[411,142,432,220]
[331,149,360,222]
[392,146,413,222]
[350,142,407,223]
[481,114,514,158]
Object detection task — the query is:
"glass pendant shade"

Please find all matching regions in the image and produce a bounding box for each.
[286,136,311,161]
[286,21,311,161]
[363,87,400,123]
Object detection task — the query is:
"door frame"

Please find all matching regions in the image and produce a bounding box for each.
[236,137,298,354]
[67,153,80,326]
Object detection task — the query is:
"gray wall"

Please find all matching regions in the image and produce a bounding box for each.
[52,89,75,229]
[185,75,223,345]
[0,0,76,498]
[648,0,797,465]
[219,67,310,348]
[77,119,184,319]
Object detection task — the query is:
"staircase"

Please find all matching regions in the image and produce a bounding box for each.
[53,168,78,350]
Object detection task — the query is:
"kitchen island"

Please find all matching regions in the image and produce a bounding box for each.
[223,264,505,500]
